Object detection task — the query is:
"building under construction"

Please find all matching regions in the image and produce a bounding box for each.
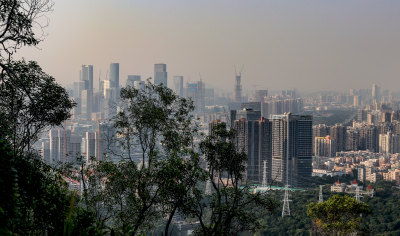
[234,66,243,103]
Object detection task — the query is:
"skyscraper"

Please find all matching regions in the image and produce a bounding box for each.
[271,113,312,187]
[49,129,60,164]
[80,65,94,90]
[185,80,205,113]
[173,75,184,97]
[109,63,120,89]
[330,124,347,153]
[126,75,141,87]
[86,132,96,162]
[81,90,93,120]
[234,71,242,103]
[154,63,167,86]
[234,117,272,183]
[372,83,380,101]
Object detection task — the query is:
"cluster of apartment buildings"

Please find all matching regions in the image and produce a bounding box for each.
[313,150,400,185]
[210,110,313,187]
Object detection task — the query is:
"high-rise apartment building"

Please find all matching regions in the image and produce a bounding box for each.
[173,76,184,97]
[379,132,400,154]
[314,136,335,157]
[346,128,359,151]
[154,63,167,86]
[330,124,346,153]
[270,113,312,187]
[234,117,272,183]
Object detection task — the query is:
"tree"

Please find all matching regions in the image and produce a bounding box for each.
[0,0,53,61]
[0,60,74,152]
[307,195,371,235]
[78,81,202,235]
[189,123,277,235]
[0,135,99,235]
[0,0,73,152]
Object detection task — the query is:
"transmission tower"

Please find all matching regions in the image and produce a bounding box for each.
[319,185,324,203]
[262,160,267,186]
[282,114,291,217]
[282,185,291,217]
[355,186,362,202]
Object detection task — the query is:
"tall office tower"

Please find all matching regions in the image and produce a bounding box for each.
[346,129,359,151]
[234,70,242,103]
[254,90,268,102]
[314,136,335,157]
[81,90,93,120]
[154,63,167,86]
[41,142,50,164]
[80,65,94,90]
[173,76,184,97]
[49,129,60,164]
[86,132,97,162]
[372,83,380,101]
[186,81,205,113]
[234,117,272,183]
[330,124,346,153]
[126,75,141,87]
[109,63,120,89]
[271,113,313,187]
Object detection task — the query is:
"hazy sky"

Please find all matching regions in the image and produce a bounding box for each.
[17,0,400,93]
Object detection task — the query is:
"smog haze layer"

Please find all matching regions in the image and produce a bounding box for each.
[17,0,400,92]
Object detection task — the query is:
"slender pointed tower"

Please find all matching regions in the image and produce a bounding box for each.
[234,65,243,103]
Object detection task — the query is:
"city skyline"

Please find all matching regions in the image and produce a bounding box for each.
[15,0,400,92]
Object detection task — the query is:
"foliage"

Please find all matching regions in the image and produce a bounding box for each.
[189,123,277,235]
[0,60,74,152]
[0,137,99,235]
[76,81,203,235]
[307,195,371,235]
[0,0,53,60]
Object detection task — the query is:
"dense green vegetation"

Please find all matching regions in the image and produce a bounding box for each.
[257,180,400,235]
